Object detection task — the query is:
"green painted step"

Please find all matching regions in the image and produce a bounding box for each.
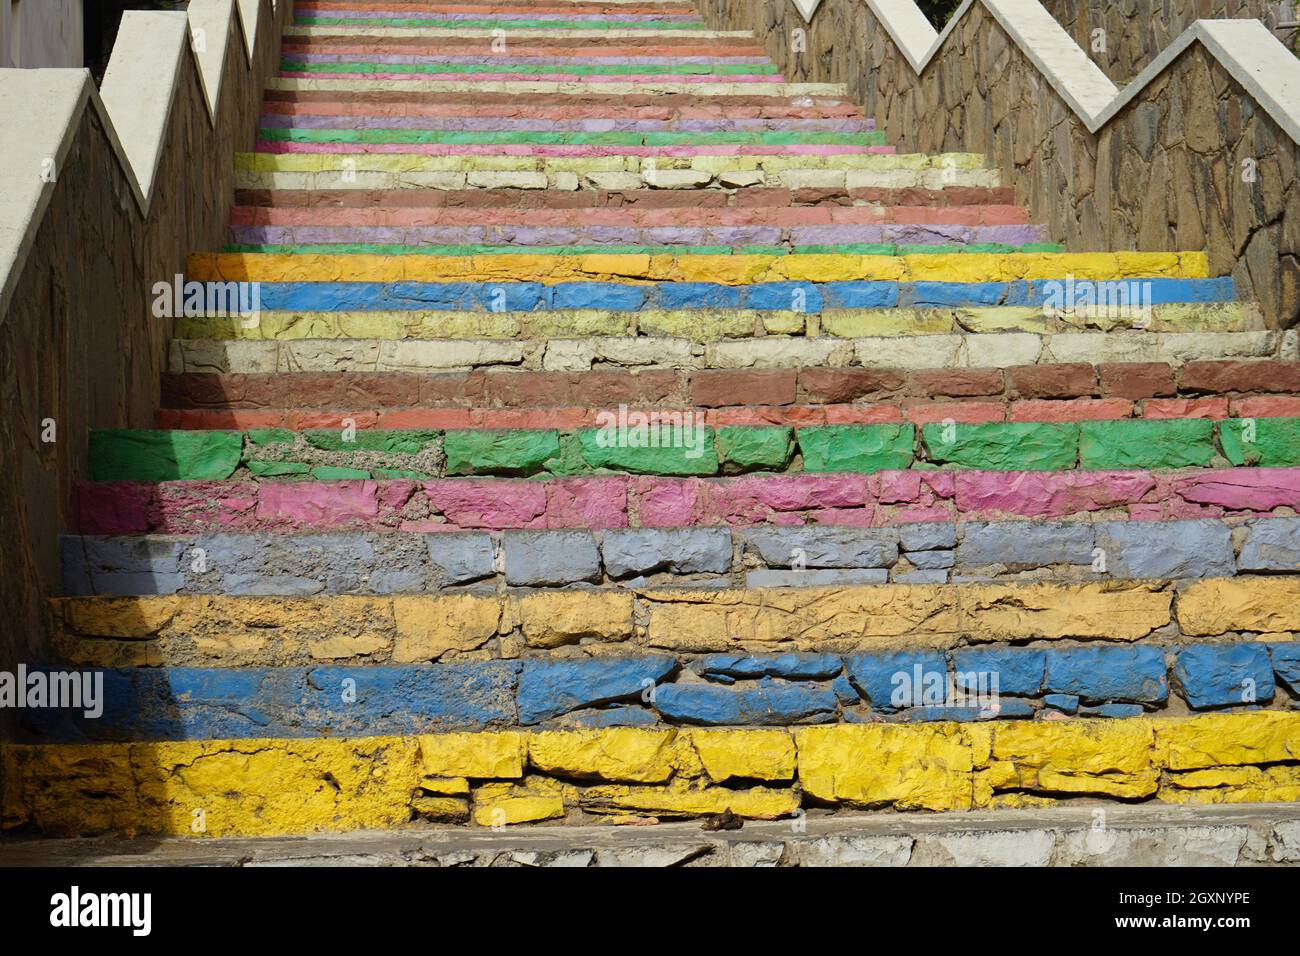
[258,128,886,147]
[280,60,780,77]
[87,419,1300,482]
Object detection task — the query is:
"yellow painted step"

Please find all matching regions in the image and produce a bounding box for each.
[5,714,1298,837]
[187,250,1210,284]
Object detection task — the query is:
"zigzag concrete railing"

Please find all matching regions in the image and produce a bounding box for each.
[0,0,293,669]
[697,0,1300,329]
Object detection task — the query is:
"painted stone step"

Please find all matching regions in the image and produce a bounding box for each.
[229,205,1028,227]
[276,47,780,64]
[263,88,860,110]
[259,113,879,132]
[278,59,785,80]
[225,224,1047,252]
[44,577,1300,668]
[157,363,1300,415]
[226,241,1059,256]
[281,26,760,41]
[167,331,1293,377]
[18,641,1300,745]
[72,467,1300,536]
[293,17,710,31]
[175,305,1253,343]
[256,127,888,147]
[276,69,789,85]
[84,417,1300,483]
[185,250,1206,283]
[267,79,849,97]
[153,392,1299,431]
[58,514,1300,596]
[235,149,984,174]
[238,166,1000,191]
[232,185,1021,209]
[9,712,1298,835]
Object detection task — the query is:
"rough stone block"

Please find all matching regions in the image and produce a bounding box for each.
[951,648,1046,697]
[1094,520,1235,579]
[798,424,915,472]
[1079,419,1216,470]
[957,521,1095,568]
[503,531,600,586]
[425,533,496,585]
[1174,644,1275,710]
[601,528,732,578]
[1043,646,1168,704]
[844,651,948,712]
[1238,518,1300,571]
[741,526,898,568]
[924,422,1077,471]
[654,682,839,725]
[517,657,677,724]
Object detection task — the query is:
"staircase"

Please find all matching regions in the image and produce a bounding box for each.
[6,0,1300,839]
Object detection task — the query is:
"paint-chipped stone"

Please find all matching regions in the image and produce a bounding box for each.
[601,528,732,578]
[1173,645,1275,710]
[503,531,601,586]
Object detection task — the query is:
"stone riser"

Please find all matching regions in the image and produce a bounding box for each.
[70,467,1300,536]
[232,185,1020,209]
[158,362,1300,414]
[5,713,1299,836]
[174,306,1254,343]
[10,811,1296,867]
[58,514,1300,596]
[186,249,1205,283]
[230,205,1029,226]
[153,396,1300,431]
[83,417,1300,483]
[260,115,878,133]
[14,641,1300,743]
[225,224,1045,250]
[44,577,1300,667]
[170,330,1293,376]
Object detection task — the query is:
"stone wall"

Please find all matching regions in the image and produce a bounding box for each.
[1044,0,1281,82]
[0,0,289,674]
[694,0,1299,330]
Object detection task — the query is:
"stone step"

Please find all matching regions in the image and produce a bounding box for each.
[256,127,890,150]
[58,514,1300,596]
[8,713,1298,835]
[166,330,1292,377]
[231,205,1026,227]
[262,88,856,110]
[6,805,1297,866]
[43,576,1300,668]
[17,641,1300,745]
[187,250,1207,286]
[153,394,1298,431]
[259,112,878,133]
[82,417,1300,483]
[72,467,1300,536]
[226,232,1051,256]
[233,185,1020,209]
[175,305,1254,343]
[280,27,760,41]
[267,78,850,97]
[157,362,1300,415]
[277,58,786,82]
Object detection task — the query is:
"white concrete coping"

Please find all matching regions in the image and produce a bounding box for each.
[0,0,287,324]
[792,0,1300,141]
